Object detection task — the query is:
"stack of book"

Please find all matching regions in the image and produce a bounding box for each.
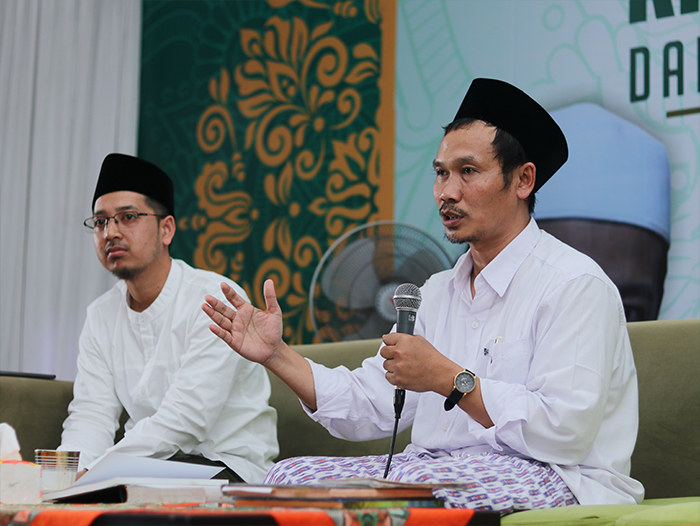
[222,478,445,509]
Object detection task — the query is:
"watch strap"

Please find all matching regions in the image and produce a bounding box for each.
[444,388,464,411]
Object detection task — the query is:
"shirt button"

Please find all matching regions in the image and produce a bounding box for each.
[471,321,479,329]
[442,423,449,430]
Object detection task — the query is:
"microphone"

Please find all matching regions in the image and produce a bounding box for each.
[393,282,422,335]
[383,283,422,478]
[392,282,422,413]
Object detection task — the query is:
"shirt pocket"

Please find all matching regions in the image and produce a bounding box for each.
[485,339,531,384]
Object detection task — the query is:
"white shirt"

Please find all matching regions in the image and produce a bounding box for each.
[60,259,279,483]
[306,219,644,505]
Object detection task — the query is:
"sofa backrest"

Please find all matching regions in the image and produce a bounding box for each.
[627,318,699,499]
[0,376,74,462]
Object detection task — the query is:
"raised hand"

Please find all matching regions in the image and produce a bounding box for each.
[202,279,284,366]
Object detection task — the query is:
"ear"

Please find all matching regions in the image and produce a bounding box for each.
[161,215,176,247]
[516,162,536,201]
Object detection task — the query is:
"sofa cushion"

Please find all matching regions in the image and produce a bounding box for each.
[501,504,649,526]
[615,497,700,525]
[501,497,700,526]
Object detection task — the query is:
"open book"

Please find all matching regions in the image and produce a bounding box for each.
[43,476,224,504]
[41,452,224,504]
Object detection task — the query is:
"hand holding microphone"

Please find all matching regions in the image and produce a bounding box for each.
[383,283,421,478]
[391,283,422,411]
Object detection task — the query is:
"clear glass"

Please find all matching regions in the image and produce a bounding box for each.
[83,211,163,232]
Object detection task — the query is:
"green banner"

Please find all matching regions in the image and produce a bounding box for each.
[139,0,395,343]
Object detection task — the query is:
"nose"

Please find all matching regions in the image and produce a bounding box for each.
[435,173,461,203]
[102,218,122,239]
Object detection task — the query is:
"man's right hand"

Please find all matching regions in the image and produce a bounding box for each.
[203,278,317,410]
[202,279,284,366]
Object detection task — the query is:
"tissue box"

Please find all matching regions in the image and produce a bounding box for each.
[0,460,41,504]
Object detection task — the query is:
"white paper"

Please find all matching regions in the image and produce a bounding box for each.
[70,452,223,489]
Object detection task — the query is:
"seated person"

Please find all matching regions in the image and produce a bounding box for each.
[59,153,278,483]
[203,79,644,511]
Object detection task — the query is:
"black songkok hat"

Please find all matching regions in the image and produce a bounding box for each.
[453,78,568,193]
[92,154,175,217]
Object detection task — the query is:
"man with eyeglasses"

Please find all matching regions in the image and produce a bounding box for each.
[59,153,278,483]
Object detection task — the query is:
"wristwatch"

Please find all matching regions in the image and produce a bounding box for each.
[444,369,476,411]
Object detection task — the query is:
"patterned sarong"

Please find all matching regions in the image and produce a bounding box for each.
[265,451,578,513]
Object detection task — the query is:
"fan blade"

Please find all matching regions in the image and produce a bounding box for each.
[395,247,452,284]
[320,237,381,309]
[346,310,394,341]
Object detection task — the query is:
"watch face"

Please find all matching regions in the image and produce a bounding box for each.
[455,371,475,393]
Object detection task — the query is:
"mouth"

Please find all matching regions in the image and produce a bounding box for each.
[105,245,127,259]
[440,206,465,227]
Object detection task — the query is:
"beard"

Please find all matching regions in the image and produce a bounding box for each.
[445,231,470,245]
[104,240,161,281]
[440,204,477,245]
[111,264,146,281]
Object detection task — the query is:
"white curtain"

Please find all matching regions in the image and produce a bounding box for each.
[0,0,141,380]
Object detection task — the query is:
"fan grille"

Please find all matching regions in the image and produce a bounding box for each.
[309,221,454,342]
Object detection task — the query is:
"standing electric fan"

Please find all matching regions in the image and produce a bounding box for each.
[309,221,454,342]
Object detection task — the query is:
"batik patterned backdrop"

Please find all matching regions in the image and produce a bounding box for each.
[138,0,395,344]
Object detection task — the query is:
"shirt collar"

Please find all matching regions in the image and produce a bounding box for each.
[480,217,541,297]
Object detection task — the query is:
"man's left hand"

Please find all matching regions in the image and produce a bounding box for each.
[380,333,460,396]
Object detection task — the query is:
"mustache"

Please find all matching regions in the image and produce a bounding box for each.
[104,242,128,255]
[439,203,466,216]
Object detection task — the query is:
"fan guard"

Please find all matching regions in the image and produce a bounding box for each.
[309,221,454,342]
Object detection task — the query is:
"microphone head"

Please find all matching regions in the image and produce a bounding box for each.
[393,283,422,312]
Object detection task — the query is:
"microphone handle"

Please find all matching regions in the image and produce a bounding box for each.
[396,309,417,335]
[394,386,405,413]
[392,308,415,417]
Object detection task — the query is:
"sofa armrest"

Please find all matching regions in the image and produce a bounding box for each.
[628,318,700,499]
[269,339,411,461]
[0,376,74,461]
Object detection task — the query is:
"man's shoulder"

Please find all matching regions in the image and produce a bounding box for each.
[532,231,615,287]
[86,280,125,313]
[171,259,249,301]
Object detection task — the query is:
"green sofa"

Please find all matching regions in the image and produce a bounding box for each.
[1,318,698,525]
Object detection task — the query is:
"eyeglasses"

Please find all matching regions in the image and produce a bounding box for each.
[83,211,165,232]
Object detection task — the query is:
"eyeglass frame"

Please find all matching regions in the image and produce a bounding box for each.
[82,211,167,233]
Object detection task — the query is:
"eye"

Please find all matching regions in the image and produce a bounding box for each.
[462,167,475,175]
[120,212,139,224]
[93,217,108,227]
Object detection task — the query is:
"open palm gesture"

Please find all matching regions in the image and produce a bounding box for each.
[203,279,283,365]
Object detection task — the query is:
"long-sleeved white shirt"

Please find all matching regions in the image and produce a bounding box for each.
[60,259,279,483]
[305,218,644,505]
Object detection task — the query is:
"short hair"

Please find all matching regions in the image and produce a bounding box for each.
[443,118,535,214]
[144,195,170,218]
[143,195,172,254]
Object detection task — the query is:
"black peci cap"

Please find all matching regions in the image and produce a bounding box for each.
[453,78,568,192]
[92,154,175,217]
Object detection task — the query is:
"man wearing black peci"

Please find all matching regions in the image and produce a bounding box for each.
[203,79,643,511]
[60,153,278,483]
